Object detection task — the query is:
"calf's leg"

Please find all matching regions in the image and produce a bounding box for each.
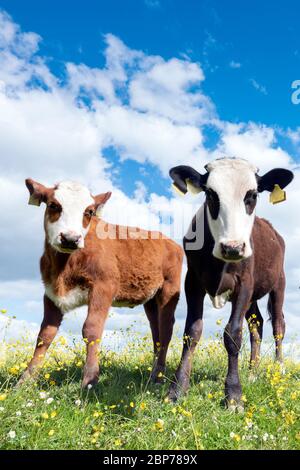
[81,284,113,388]
[168,270,205,401]
[144,298,160,358]
[245,301,263,368]
[149,282,179,383]
[224,286,251,411]
[18,295,63,384]
[268,274,286,363]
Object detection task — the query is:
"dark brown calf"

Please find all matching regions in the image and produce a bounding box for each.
[20,179,183,388]
[168,158,293,409]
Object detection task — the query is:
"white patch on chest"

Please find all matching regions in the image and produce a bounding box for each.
[45,284,89,313]
[208,290,232,309]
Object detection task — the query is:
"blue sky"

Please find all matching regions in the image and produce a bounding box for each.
[2,0,300,129]
[0,1,300,345]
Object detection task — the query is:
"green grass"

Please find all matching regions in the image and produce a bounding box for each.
[0,331,299,450]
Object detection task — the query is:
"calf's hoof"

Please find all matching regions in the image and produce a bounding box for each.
[15,370,34,388]
[150,365,166,384]
[248,372,258,383]
[279,363,286,375]
[167,383,185,402]
[81,366,99,389]
[226,398,244,413]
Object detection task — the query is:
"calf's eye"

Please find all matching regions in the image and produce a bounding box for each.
[244,190,258,214]
[47,202,60,211]
[84,209,95,217]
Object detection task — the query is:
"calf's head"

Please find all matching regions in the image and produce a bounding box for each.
[25,179,111,253]
[170,158,294,262]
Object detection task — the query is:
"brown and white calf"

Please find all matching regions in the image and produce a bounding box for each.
[168,158,293,409]
[20,179,183,388]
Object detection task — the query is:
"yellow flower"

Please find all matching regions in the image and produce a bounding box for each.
[44,373,50,380]
[50,411,57,418]
[41,412,49,419]
[216,319,222,325]
[154,419,164,432]
[157,372,163,378]
[230,432,241,442]
[114,439,122,446]
[0,393,7,401]
[76,361,83,367]
[282,411,296,425]
[130,402,135,408]
[59,337,67,345]
[176,406,192,418]
[48,429,55,436]
[1,309,7,314]
[140,402,146,410]
[290,391,297,400]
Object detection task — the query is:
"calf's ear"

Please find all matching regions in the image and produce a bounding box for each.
[257,169,294,193]
[25,178,51,206]
[257,168,294,204]
[169,165,208,196]
[94,191,112,217]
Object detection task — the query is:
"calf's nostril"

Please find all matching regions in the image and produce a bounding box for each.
[60,232,81,246]
[220,242,245,259]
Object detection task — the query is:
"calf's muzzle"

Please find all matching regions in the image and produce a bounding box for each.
[60,232,82,251]
[220,241,246,261]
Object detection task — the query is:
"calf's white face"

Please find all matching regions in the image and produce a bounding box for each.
[46,182,95,252]
[170,157,294,263]
[204,159,258,261]
[25,179,111,253]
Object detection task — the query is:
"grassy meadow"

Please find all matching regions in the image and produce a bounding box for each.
[0,310,299,450]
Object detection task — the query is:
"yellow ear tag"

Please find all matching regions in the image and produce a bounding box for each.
[171,183,186,196]
[269,184,286,205]
[28,194,41,206]
[186,179,203,195]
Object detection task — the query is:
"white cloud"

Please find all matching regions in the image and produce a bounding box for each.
[214,122,292,172]
[229,60,241,69]
[129,58,213,125]
[286,127,300,145]
[95,105,207,174]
